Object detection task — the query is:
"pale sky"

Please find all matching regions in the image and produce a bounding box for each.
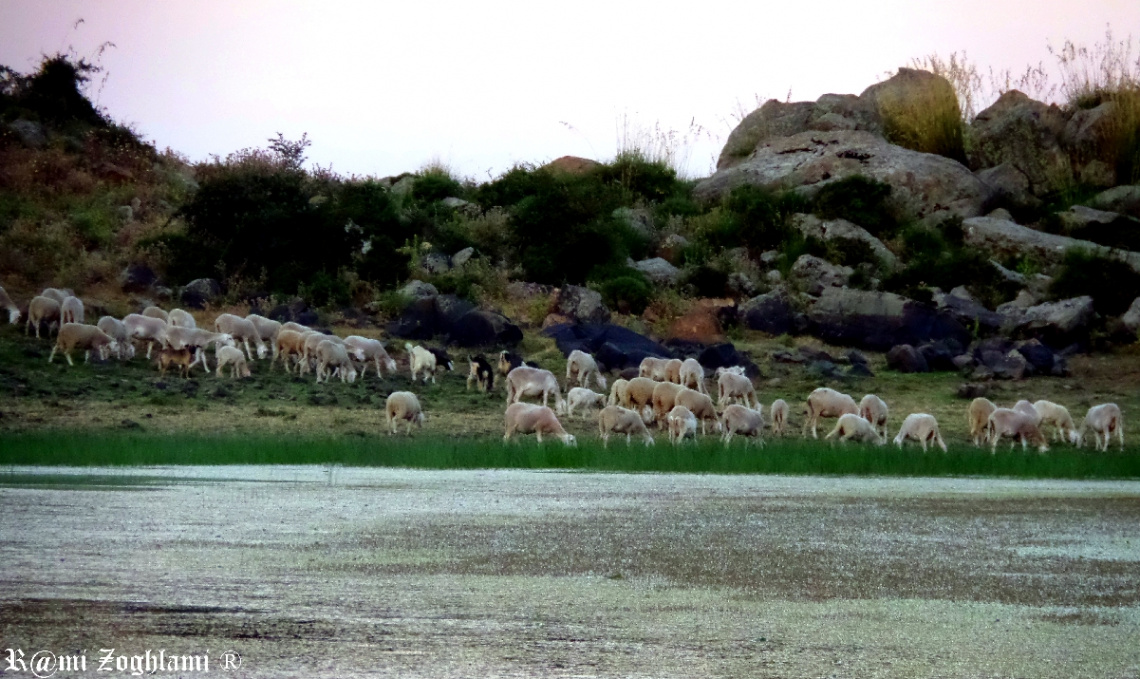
[2,1,1138,180]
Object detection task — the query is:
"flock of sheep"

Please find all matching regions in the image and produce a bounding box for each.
[0,283,1126,452]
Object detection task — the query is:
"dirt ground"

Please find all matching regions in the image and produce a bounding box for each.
[2,467,1139,678]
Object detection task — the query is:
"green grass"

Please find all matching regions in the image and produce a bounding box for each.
[1,432,1137,479]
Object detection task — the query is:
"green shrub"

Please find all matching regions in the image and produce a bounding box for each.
[300,270,351,308]
[411,170,465,204]
[812,176,898,238]
[597,272,653,315]
[1049,249,1140,316]
[597,152,681,203]
[883,223,1014,306]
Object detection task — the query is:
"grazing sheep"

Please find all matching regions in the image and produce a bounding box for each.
[1033,400,1079,444]
[0,285,20,324]
[638,356,673,381]
[624,377,658,423]
[859,394,889,439]
[1077,403,1124,452]
[59,296,84,325]
[315,340,358,383]
[466,354,495,392]
[428,347,455,373]
[893,413,948,452]
[214,313,268,361]
[297,332,341,375]
[608,378,630,407]
[215,345,251,379]
[406,343,440,383]
[165,327,235,371]
[25,295,61,338]
[142,305,170,323]
[156,347,195,378]
[824,413,884,446]
[48,323,117,366]
[986,408,1049,454]
[770,399,790,437]
[566,387,607,418]
[505,366,565,412]
[967,397,997,447]
[803,387,859,439]
[96,316,135,360]
[386,391,425,435]
[674,387,721,435]
[663,358,683,384]
[715,365,747,377]
[167,308,196,328]
[717,371,758,411]
[39,287,73,304]
[280,321,311,334]
[122,313,170,359]
[679,358,706,394]
[667,405,698,445]
[246,314,282,357]
[721,404,765,447]
[1013,399,1042,425]
[566,349,607,391]
[651,381,686,428]
[503,403,576,446]
[345,336,398,379]
[597,405,654,447]
[273,329,311,372]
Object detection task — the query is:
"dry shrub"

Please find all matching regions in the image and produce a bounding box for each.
[875,71,965,161]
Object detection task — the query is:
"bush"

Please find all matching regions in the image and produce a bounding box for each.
[883,223,1014,307]
[812,176,898,238]
[1049,249,1140,316]
[597,271,653,315]
[873,70,966,162]
[685,264,730,298]
[716,185,806,254]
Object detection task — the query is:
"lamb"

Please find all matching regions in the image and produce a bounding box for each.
[859,394,889,439]
[142,306,170,323]
[273,329,312,373]
[987,408,1049,454]
[344,336,397,379]
[638,356,673,382]
[39,287,73,304]
[59,296,84,325]
[214,313,268,361]
[215,344,251,379]
[714,365,747,377]
[505,366,565,412]
[566,349,607,390]
[386,391,425,435]
[167,308,196,328]
[770,399,789,437]
[967,397,997,446]
[1077,403,1124,452]
[679,358,706,394]
[300,333,348,375]
[597,405,655,447]
[156,346,195,378]
[824,413,885,446]
[667,405,698,445]
[466,354,495,392]
[720,404,765,447]
[1033,400,1079,444]
[48,323,117,365]
[566,387,607,418]
[0,285,19,324]
[123,313,170,359]
[164,327,235,371]
[624,377,659,423]
[503,403,576,446]
[406,343,440,383]
[96,316,135,360]
[651,381,686,427]
[674,387,721,435]
[246,314,282,357]
[25,295,61,338]
[315,340,358,383]
[803,387,859,439]
[608,378,630,407]
[893,413,948,452]
[717,371,758,410]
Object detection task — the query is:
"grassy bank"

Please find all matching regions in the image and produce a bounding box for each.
[1,432,1137,479]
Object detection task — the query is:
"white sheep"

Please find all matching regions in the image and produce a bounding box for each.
[344,336,397,379]
[893,413,948,452]
[386,391,425,435]
[48,323,118,366]
[566,349,607,390]
[624,376,658,423]
[717,371,758,410]
[667,405,698,445]
[25,295,61,338]
[503,402,576,446]
[301,332,349,375]
[803,387,859,439]
[597,405,655,447]
[0,285,19,324]
[1077,403,1124,452]
[165,327,235,371]
[714,365,747,377]
[505,366,565,412]
[638,356,673,382]
[246,314,282,357]
[651,381,686,427]
[96,316,135,360]
[142,305,170,323]
[1032,400,1079,444]
[215,344,251,379]
[967,397,997,447]
[608,378,630,407]
[406,343,439,384]
[679,358,706,394]
[859,394,889,439]
[566,387,607,418]
[214,313,268,360]
[315,339,358,383]
[59,296,84,325]
[123,313,170,359]
[280,321,311,334]
[39,287,73,304]
[824,413,884,446]
[987,408,1049,454]
[770,399,790,437]
[674,387,721,435]
[720,404,765,447]
[167,308,197,328]
[1013,399,1042,425]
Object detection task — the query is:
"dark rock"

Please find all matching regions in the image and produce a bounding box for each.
[798,346,836,363]
[7,119,47,148]
[807,360,841,378]
[771,350,805,364]
[449,310,523,348]
[1050,355,1070,377]
[936,293,1005,336]
[180,278,223,309]
[1016,296,1096,347]
[553,285,610,325]
[952,354,976,370]
[543,323,670,371]
[918,341,957,372]
[1016,339,1054,374]
[845,350,869,366]
[119,264,158,293]
[741,287,797,335]
[846,362,875,377]
[980,349,1027,380]
[387,294,475,341]
[698,343,761,378]
[886,344,930,373]
[956,383,990,399]
[808,288,970,352]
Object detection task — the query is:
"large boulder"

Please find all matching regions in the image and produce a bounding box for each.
[542,156,601,175]
[697,343,761,378]
[790,255,852,295]
[962,215,1140,273]
[553,285,611,325]
[6,119,47,148]
[741,287,800,335]
[399,280,439,299]
[1086,185,1140,219]
[386,294,475,340]
[180,278,222,309]
[967,90,1072,196]
[119,264,158,293]
[632,257,681,286]
[1015,296,1096,347]
[695,130,992,221]
[448,310,523,348]
[975,162,1036,209]
[886,344,929,373]
[807,287,970,351]
[1121,297,1140,335]
[934,292,1005,336]
[790,214,897,267]
[542,323,670,371]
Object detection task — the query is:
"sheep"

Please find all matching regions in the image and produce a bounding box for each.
[142,306,170,323]
[638,356,673,381]
[666,405,698,445]
[466,354,495,392]
[122,313,170,359]
[156,346,195,379]
[503,402,576,446]
[273,329,312,373]
[859,394,889,439]
[717,371,758,411]
[164,327,235,371]
[967,397,997,447]
[25,295,61,338]
[59,296,84,325]
[566,387,607,418]
[1077,403,1124,452]
[1013,399,1042,425]
[505,366,565,412]
[803,387,859,439]
[770,399,790,437]
[720,404,765,447]
[608,378,630,407]
[406,343,439,384]
[824,413,885,446]
[1033,400,1079,444]
[715,365,747,377]
[386,391,425,435]
[344,336,397,379]
[315,339,358,383]
[280,321,311,334]
[215,344,251,379]
[96,316,135,360]
[679,358,706,394]
[674,387,721,435]
[300,333,348,375]
[246,314,282,357]
[0,285,19,324]
[893,413,948,452]
[214,313,268,361]
[987,408,1049,454]
[597,405,654,447]
[498,350,525,378]
[624,377,659,423]
[48,323,117,366]
[167,308,196,328]
[428,347,455,373]
[566,349,607,391]
[39,287,73,304]
[651,381,686,427]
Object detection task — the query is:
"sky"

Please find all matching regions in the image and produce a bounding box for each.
[2,1,1139,180]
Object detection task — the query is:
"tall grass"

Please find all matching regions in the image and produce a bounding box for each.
[2,432,1137,479]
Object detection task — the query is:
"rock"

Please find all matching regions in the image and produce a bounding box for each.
[967,90,1071,196]
[386,294,474,341]
[698,343,761,378]
[119,264,158,293]
[807,287,970,352]
[542,313,572,329]
[543,323,669,371]
[759,250,781,265]
[1016,339,1054,374]
[860,67,962,151]
[765,270,783,284]
[846,362,875,377]
[1055,205,1125,231]
[389,175,416,198]
[845,350,868,366]
[399,280,439,299]
[420,252,451,274]
[656,234,690,264]
[633,257,681,286]
[441,197,474,211]
[505,281,549,301]
[808,360,841,378]
[542,156,601,175]
[741,287,798,335]
[180,278,222,309]
[116,205,133,222]
[956,383,990,399]
[976,163,1035,208]
[1016,296,1096,347]
[791,213,897,267]
[996,290,1037,316]
[935,292,1005,336]
[985,208,1015,222]
[962,215,1140,273]
[6,119,47,148]
[886,344,930,373]
[727,271,759,297]
[983,349,1028,380]
[1061,100,1117,182]
[1087,185,1140,219]
[952,354,976,370]
[667,306,724,344]
[798,346,836,363]
[1120,297,1140,335]
[614,207,656,241]
[790,255,852,295]
[451,246,475,267]
[448,310,523,348]
[153,286,173,302]
[553,285,610,325]
[696,129,992,221]
[918,341,957,371]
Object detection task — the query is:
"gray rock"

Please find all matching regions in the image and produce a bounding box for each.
[791,213,897,267]
[807,287,970,351]
[632,257,681,286]
[765,269,783,284]
[6,119,46,148]
[967,90,1071,196]
[790,254,852,295]
[119,264,158,293]
[759,250,781,265]
[952,354,977,371]
[180,278,223,310]
[1086,185,1140,219]
[1121,297,1140,335]
[554,285,611,325]
[451,247,475,267]
[727,271,759,297]
[976,163,1036,208]
[1061,100,1116,182]
[963,215,1140,273]
[741,287,797,335]
[399,280,439,299]
[613,207,655,240]
[390,175,415,198]
[420,252,451,274]
[1018,296,1096,344]
[1055,204,1136,232]
[116,205,133,222]
[886,344,929,373]
[441,197,472,210]
[985,207,1015,222]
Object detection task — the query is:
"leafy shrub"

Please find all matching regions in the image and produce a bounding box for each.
[813,176,898,238]
[715,185,806,254]
[883,223,1014,307]
[300,270,351,308]
[597,271,653,315]
[411,169,465,205]
[873,70,966,162]
[597,152,681,203]
[1049,249,1140,316]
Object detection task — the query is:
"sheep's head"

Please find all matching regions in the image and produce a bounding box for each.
[1068,430,1081,445]
[218,333,236,347]
[384,358,397,374]
[345,365,359,383]
[560,433,577,447]
[256,342,269,359]
[7,307,20,324]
